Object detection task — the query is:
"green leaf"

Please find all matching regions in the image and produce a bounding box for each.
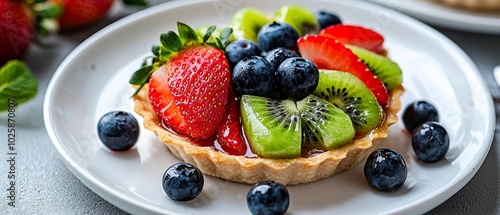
[159,46,174,62]
[220,27,233,46]
[33,2,63,19]
[215,37,224,50]
[122,0,148,6]
[152,45,160,56]
[177,22,201,45]
[160,31,182,52]
[129,65,153,85]
[203,25,217,43]
[0,60,38,112]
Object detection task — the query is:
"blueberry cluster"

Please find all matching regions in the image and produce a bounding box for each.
[403,100,449,163]
[226,22,319,101]
[364,100,449,192]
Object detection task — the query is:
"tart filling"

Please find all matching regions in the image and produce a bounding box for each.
[133,84,403,185]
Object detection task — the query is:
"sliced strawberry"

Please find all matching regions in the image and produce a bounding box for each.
[320,24,384,53]
[149,45,231,139]
[216,88,247,156]
[298,35,389,107]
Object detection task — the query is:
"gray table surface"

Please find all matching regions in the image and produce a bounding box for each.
[1,0,499,214]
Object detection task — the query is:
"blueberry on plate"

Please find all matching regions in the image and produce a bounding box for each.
[315,10,342,29]
[257,22,299,53]
[264,47,300,71]
[364,148,407,192]
[402,100,439,133]
[275,57,319,100]
[232,56,275,96]
[97,111,139,151]
[225,39,262,69]
[412,121,449,163]
[162,162,204,201]
[247,181,290,215]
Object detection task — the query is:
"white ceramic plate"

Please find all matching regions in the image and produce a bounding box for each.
[366,0,500,34]
[43,0,495,214]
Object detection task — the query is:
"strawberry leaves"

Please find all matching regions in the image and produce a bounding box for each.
[129,22,233,97]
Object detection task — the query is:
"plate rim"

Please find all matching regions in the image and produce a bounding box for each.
[43,0,496,214]
[366,0,500,34]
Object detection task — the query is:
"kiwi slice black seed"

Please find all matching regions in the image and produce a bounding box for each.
[348,45,403,90]
[298,95,355,149]
[240,95,302,159]
[314,70,382,133]
[240,94,355,158]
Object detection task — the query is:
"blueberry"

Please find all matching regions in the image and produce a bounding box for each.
[275,57,319,100]
[232,56,275,96]
[315,11,342,29]
[97,111,139,151]
[264,47,300,71]
[403,100,439,133]
[225,39,262,69]
[412,122,449,163]
[162,162,204,201]
[364,149,407,192]
[257,22,299,53]
[247,181,290,215]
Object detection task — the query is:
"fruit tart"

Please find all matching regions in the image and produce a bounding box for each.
[131,6,404,185]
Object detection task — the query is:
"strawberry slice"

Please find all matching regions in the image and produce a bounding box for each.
[319,24,384,53]
[216,88,247,156]
[149,45,231,139]
[298,35,389,107]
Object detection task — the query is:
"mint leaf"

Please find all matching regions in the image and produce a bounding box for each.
[122,0,148,6]
[0,60,38,112]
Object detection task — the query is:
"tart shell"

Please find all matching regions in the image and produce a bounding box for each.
[133,84,404,185]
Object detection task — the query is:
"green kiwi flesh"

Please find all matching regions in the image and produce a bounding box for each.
[240,94,355,158]
[314,70,382,134]
[297,95,355,149]
[272,5,320,37]
[229,8,269,42]
[348,45,403,90]
[240,95,302,158]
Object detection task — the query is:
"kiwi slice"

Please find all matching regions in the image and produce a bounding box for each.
[298,95,355,149]
[240,95,302,158]
[229,8,269,42]
[240,94,355,158]
[348,45,403,90]
[314,70,382,133]
[273,5,320,37]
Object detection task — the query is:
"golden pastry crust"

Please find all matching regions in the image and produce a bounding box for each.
[434,0,500,10]
[133,83,404,185]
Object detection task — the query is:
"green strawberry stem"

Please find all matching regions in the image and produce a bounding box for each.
[129,22,233,97]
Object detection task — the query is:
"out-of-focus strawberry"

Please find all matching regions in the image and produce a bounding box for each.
[0,0,34,64]
[50,0,114,30]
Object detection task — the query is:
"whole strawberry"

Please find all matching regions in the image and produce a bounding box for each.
[50,0,114,30]
[0,0,33,64]
[130,23,233,139]
[51,0,147,30]
[1,0,62,64]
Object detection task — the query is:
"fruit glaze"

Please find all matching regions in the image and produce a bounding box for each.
[131,5,404,185]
